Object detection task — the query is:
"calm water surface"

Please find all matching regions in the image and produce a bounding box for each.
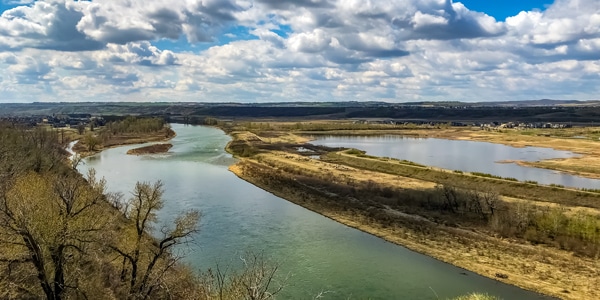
[311,135,600,189]
[79,124,550,299]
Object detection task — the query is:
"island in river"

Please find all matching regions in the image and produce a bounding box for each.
[126,143,173,155]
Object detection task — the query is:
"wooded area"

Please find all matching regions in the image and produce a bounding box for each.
[0,121,286,299]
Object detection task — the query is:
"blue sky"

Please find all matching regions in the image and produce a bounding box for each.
[1,0,599,103]
[459,0,554,20]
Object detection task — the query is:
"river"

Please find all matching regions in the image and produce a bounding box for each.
[79,124,550,299]
[310,135,600,189]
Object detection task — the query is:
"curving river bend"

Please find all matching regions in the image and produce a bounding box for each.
[79,124,551,299]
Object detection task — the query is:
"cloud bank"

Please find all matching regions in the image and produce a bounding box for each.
[0,0,599,102]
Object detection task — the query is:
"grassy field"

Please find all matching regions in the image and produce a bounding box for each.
[324,150,600,208]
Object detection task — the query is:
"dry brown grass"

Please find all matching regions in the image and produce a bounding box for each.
[517,157,600,179]
[229,159,600,300]
[257,151,436,190]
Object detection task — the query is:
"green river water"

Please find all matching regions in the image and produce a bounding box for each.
[79,124,552,299]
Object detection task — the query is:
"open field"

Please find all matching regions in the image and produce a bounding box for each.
[221,121,600,300]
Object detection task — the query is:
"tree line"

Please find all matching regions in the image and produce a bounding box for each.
[105,117,167,135]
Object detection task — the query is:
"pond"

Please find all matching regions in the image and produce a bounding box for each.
[310,135,600,189]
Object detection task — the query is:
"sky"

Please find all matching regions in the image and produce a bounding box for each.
[0,0,599,103]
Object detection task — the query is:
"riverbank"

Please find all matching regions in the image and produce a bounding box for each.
[221,123,600,300]
[226,120,600,179]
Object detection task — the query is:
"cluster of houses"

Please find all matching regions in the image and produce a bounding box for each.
[482,121,572,129]
[1,114,106,129]
[352,119,573,129]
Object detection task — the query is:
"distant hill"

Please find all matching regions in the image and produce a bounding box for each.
[399,99,600,107]
[2,100,600,123]
[474,99,600,107]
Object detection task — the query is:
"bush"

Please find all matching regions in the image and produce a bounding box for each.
[346,148,366,155]
[451,293,501,300]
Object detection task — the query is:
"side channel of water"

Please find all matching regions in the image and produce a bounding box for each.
[79,124,551,299]
[310,135,600,189]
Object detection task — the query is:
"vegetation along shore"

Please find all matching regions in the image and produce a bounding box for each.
[0,119,202,299]
[72,116,176,158]
[0,118,293,299]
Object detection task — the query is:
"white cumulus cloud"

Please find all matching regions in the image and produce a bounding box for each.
[0,0,600,103]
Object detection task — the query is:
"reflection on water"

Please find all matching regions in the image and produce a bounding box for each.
[311,135,599,189]
[79,124,551,299]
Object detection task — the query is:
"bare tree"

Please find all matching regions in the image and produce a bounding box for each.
[77,124,85,135]
[466,190,499,221]
[109,181,200,300]
[199,252,287,300]
[438,185,459,213]
[83,133,100,152]
[481,191,500,218]
[0,170,110,300]
[466,191,485,219]
[234,252,286,300]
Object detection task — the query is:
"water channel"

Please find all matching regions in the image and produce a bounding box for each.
[79,124,551,299]
[310,135,600,189]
